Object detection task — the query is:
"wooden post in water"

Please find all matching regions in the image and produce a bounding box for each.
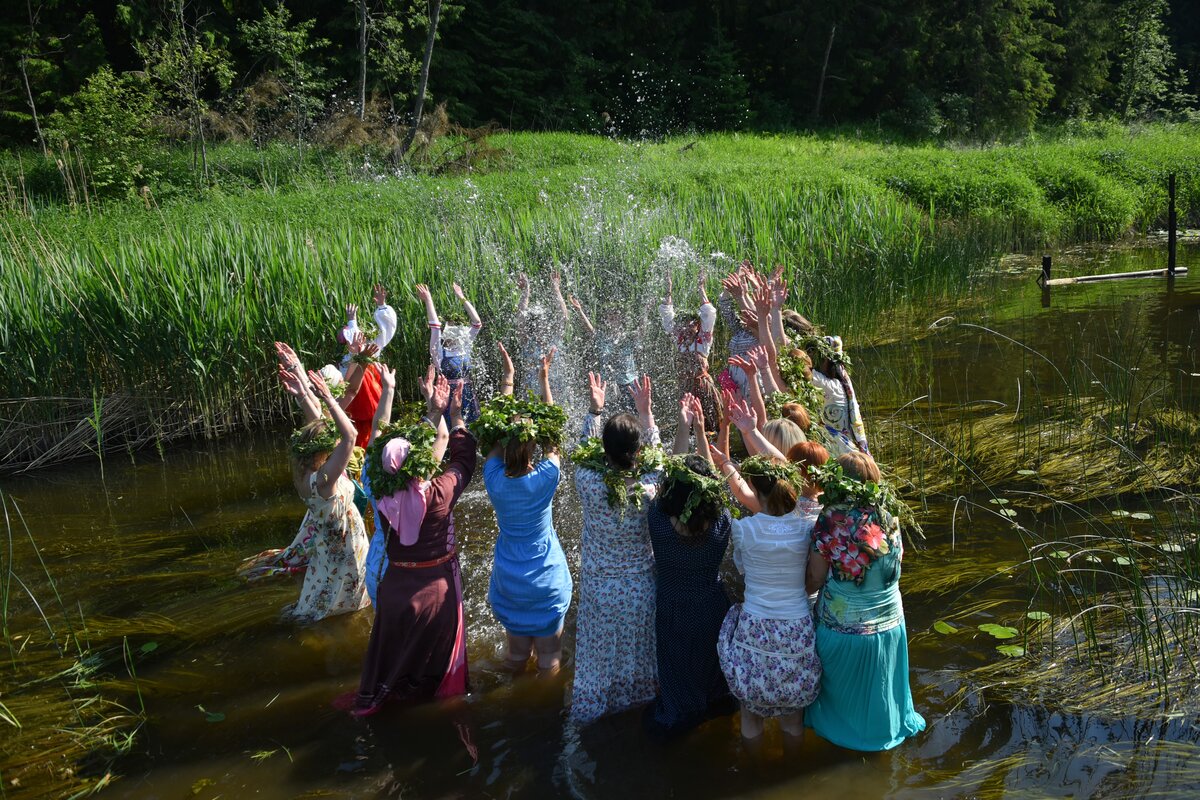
[1168,173,1177,277]
[1041,255,1051,284]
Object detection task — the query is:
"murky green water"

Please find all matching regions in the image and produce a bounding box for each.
[3,241,1199,799]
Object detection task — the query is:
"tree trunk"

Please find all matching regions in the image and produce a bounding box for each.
[357,0,368,120]
[19,56,47,157]
[398,0,442,158]
[813,24,836,120]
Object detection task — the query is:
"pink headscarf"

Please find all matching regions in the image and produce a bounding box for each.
[375,437,431,546]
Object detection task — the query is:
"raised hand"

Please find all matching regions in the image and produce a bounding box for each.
[275,341,303,373]
[516,272,529,291]
[448,382,465,423]
[452,282,466,301]
[550,270,562,288]
[347,330,367,355]
[587,371,607,413]
[307,369,333,402]
[679,394,696,427]
[497,341,514,374]
[346,303,358,322]
[379,364,396,391]
[629,374,653,419]
[748,345,772,372]
[539,346,557,379]
[361,342,380,360]
[686,393,706,429]
[727,392,757,433]
[278,367,308,398]
[428,374,451,417]
[729,354,756,376]
[709,443,732,468]
[569,294,584,312]
[771,277,789,309]
[739,307,759,329]
[753,283,772,313]
[415,283,431,303]
[418,363,436,400]
[770,264,785,284]
[373,283,387,307]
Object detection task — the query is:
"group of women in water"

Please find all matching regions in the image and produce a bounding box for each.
[239,261,925,754]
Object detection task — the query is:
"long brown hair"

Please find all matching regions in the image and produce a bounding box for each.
[289,419,332,497]
[838,451,881,483]
[602,413,641,469]
[503,438,537,477]
[746,472,798,516]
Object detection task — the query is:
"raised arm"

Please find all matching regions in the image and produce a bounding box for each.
[659,272,676,335]
[416,283,441,365]
[424,372,451,464]
[497,341,515,397]
[308,370,359,500]
[275,342,321,423]
[372,283,398,351]
[769,268,788,347]
[673,395,695,455]
[687,394,711,464]
[710,443,761,513]
[366,363,396,448]
[549,270,569,322]
[582,371,606,441]
[569,295,596,336]
[728,390,787,461]
[730,355,768,431]
[539,346,557,406]
[629,375,659,445]
[697,269,709,307]
[698,295,717,357]
[516,272,530,315]
[453,282,483,328]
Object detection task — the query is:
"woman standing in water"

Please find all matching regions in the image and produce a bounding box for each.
[482,344,572,677]
[239,361,371,622]
[353,365,478,714]
[805,451,925,750]
[569,371,662,725]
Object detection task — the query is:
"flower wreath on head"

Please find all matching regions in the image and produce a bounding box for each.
[289,421,339,460]
[799,334,853,373]
[571,437,665,514]
[364,422,439,499]
[764,383,825,426]
[809,460,921,543]
[661,455,729,524]
[470,392,567,453]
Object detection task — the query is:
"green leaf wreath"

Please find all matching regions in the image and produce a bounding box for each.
[661,455,729,523]
[289,421,339,460]
[471,393,567,452]
[810,460,921,540]
[571,438,665,513]
[765,381,824,424]
[364,422,439,499]
[799,334,853,372]
[740,454,804,487]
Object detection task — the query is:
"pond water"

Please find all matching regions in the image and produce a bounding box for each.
[2,241,1199,799]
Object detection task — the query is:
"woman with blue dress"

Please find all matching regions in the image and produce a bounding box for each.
[805,451,925,750]
[482,342,572,677]
[417,282,483,422]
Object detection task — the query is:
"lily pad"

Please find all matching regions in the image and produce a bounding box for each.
[1111,510,1131,518]
[1026,611,1051,621]
[933,621,959,635]
[140,642,158,654]
[1084,554,1104,563]
[1114,556,1134,566]
[988,498,1010,505]
[996,645,1026,657]
[1161,543,1185,553]
[999,508,1018,518]
[978,623,1019,640]
[1049,550,1070,559]
[1130,512,1153,521]
[1017,469,1038,476]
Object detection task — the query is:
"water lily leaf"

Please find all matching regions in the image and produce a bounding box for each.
[1161,543,1185,553]
[1026,611,1051,621]
[1049,550,1070,559]
[999,509,1018,517]
[978,623,1019,640]
[1130,513,1153,521]
[1084,554,1103,563]
[996,645,1025,657]
[1111,510,1131,518]
[1017,469,1038,476]
[1114,556,1134,566]
[988,498,1010,505]
[933,621,959,635]
[140,642,158,654]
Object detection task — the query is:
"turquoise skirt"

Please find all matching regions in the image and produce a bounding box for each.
[806,620,925,751]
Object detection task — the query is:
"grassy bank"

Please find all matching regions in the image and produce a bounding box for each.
[1,126,1198,467]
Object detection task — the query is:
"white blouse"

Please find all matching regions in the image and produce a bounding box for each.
[730,511,814,621]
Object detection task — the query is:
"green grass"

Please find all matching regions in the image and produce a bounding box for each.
[1,126,1198,462]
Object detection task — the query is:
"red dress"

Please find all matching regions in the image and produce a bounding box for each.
[344,364,382,448]
[353,428,478,713]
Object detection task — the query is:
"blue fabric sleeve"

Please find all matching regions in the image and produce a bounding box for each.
[360,472,387,605]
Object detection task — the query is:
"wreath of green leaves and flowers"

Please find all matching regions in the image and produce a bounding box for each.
[809,460,920,538]
[364,421,439,499]
[799,335,853,373]
[470,393,567,453]
[289,421,339,460]
[351,350,379,367]
[765,383,825,424]
[571,438,665,513]
[328,380,347,399]
[661,455,729,523]
[739,454,804,488]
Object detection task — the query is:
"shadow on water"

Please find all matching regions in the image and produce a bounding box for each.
[1,241,1199,798]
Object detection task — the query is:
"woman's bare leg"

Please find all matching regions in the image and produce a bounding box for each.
[781,710,804,754]
[534,628,564,677]
[505,633,534,674]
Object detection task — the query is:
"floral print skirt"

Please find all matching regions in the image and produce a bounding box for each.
[716,605,821,718]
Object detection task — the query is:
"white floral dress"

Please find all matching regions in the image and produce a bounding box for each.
[569,416,663,726]
[241,473,371,622]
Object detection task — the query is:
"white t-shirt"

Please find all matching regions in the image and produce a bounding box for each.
[730,512,814,620]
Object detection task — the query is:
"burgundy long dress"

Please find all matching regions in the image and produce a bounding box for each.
[354,427,478,713]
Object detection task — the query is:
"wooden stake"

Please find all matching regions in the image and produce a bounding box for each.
[1168,173,1177,277]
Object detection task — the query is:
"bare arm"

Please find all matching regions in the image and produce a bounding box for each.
[549,270,569,321]
[688,394,712,464]
[367,364,396,447]
[730,355,768,431]
[807,551,829,595]
[750,345,781,396]
[569,295,596,336]
[539,346,556,405]
[673,398,694,456]
[497,341,515,397]
[710,444,761,513]
[274,342,322,423]
[516,272,530,315]
[308,371,358,500]
[630,375,656,437]
[452,282,482,327]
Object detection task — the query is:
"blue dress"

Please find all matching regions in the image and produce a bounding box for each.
[483,456,573,637]
[805,503,925,750]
